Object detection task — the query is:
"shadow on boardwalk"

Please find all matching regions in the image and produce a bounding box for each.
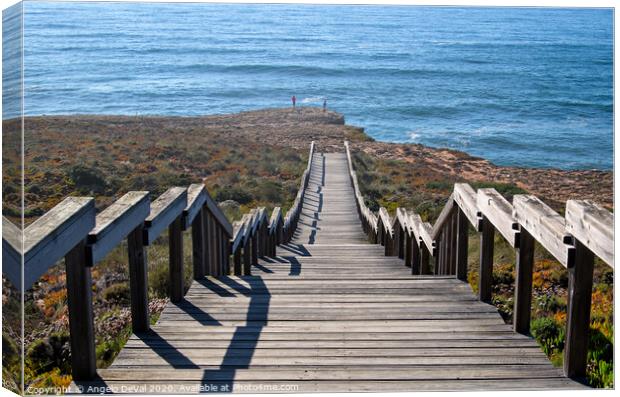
[200,277,270,393]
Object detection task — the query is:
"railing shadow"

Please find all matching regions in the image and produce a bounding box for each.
[280,256,302,276]
[278,243,311,256]
[200,277,270,393]
[197,278,236,297]
[135,329,201,369]
[252,262,275,273]
[175,299,223,326]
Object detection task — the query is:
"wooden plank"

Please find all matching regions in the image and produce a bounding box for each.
[477,188,519,247]
[72,378,582,393]
[182,183,207,230]
[431,193,454,239]
[565,199,613,267]
[453,183,481,230]
[99,365,565,381]
[2,216,21,288]
[144,187,187,245]
[23,196,95,290]
[513,195,574,267]
[87,191,150,266]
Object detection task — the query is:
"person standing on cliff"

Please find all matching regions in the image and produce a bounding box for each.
[323,99,327,112]
[292,95,296,108]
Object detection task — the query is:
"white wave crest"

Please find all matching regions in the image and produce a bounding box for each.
[301,97,325,104]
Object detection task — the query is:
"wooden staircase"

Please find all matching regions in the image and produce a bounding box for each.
[75,152,584,393]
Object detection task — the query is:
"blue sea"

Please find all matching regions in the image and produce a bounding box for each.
[3,2,614,170]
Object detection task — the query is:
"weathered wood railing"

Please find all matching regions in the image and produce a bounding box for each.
[1,141,314,381]
[344,140,614,380]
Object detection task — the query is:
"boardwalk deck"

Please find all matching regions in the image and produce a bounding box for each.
[78,152,584,393]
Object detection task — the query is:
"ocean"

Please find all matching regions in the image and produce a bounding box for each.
[4,2,614,170]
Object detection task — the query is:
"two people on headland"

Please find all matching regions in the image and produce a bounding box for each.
[291,95,327,112]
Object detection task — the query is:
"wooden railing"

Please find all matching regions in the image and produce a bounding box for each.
[344,140,613,380]
[1,141,314,381]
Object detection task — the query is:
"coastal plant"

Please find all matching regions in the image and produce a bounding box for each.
[530,317,565,356]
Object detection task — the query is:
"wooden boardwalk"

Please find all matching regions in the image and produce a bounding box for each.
[82,152,583,393]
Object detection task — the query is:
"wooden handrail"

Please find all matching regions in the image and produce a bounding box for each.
[19,197,96,291]
[143,187,187,245]
[478,189,520,248]
[431,193,455,239]
[565,199,613,267]
[183,183,207,230]
[344,140,613,381]
[513,195,574,267]
[453,183,481,231]
[2,216,21,288]
[344,141,379,242]
[86,191,150,266]
[227,141,316,273]
[204,187,233,237]
[230,221,245,254]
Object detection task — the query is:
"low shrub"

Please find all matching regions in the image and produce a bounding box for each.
[531,317,565,356]
[102,283,131,305]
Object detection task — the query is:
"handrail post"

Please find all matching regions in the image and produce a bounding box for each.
[277,219,283,246]
[392,224,404,259]
[128,224,149,333]
[260,221,268,257]
[211,214,220,276]
[420,244,431,274]
[404,231,412,268]
[191,207,206,280]
[513,227,535,334]
[221,230,230,275]
[435,234,442,275]
[411,237,421,275]
[455,208,469,281]
[215,224,225,276]
[206,212,215,276]
[169,215,184,303]
[233,245,242,275]
[398,225,405,259]
[251,226,259,265]
[449,210,458,275]
[65,239,96,380]
[478,216,494,303]
[563,239,595,379]
[243,231,252,275]
[269,230,276,257]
